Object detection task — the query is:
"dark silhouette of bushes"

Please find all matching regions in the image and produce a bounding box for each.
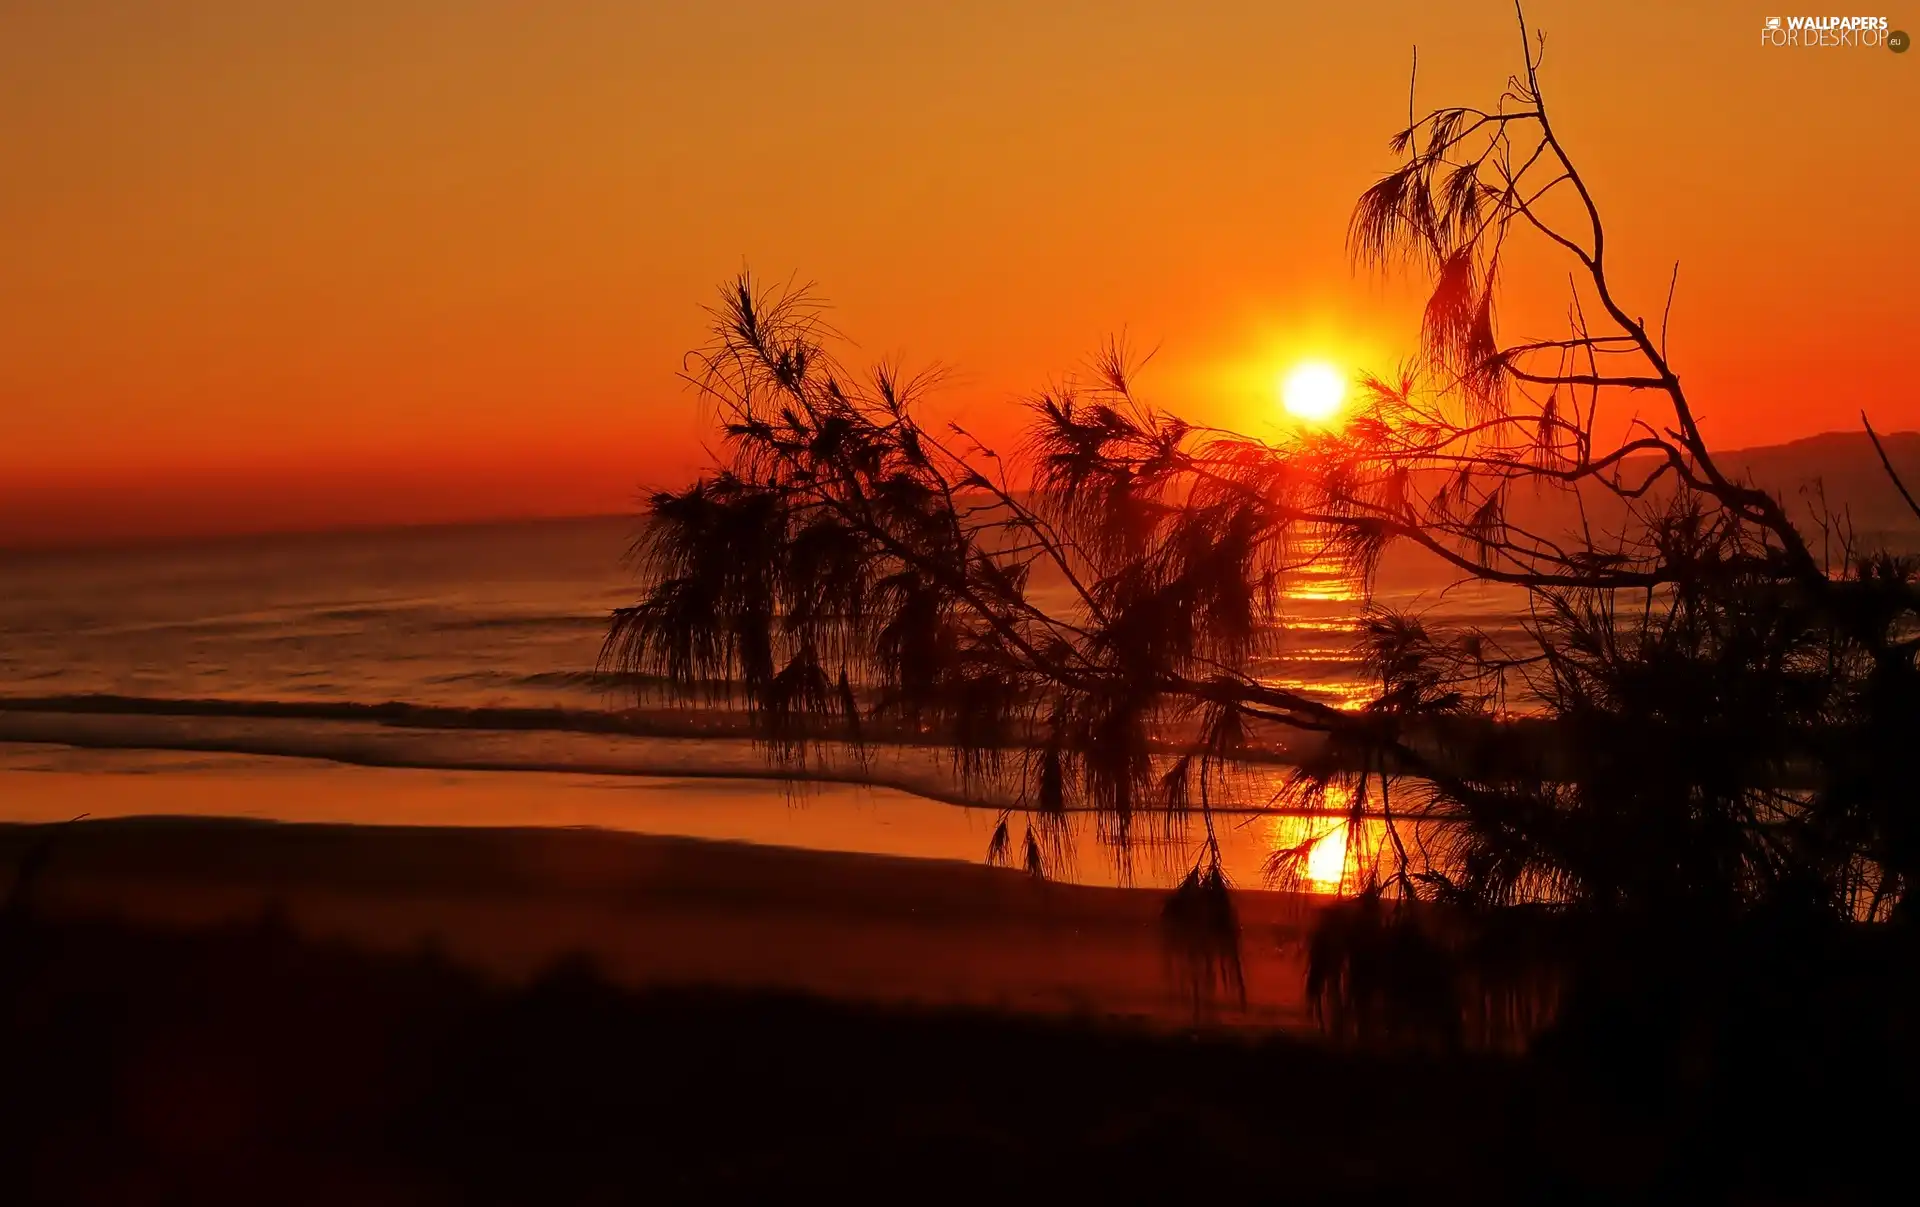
[3,912,1912,1202]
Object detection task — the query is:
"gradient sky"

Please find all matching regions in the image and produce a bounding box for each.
[2,1,1913,544]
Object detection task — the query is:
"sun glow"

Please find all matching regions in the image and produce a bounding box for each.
[1279,361,1346,423]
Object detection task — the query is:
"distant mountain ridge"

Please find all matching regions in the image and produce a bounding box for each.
[1477,429,1920,558]
[1635,428,1920,548]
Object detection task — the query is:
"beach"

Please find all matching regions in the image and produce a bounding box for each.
[1,807,1326,1030]
[2,811,1837,1204]
[0,878,1571,1206]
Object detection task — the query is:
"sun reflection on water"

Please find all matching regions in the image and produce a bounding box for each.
[1282,581,1363,604]
[1263,792,1388,896]
[1305,818,1350,885]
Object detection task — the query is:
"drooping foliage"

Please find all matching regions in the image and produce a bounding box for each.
[605,278,1371,874]
[607,7,1920,1041]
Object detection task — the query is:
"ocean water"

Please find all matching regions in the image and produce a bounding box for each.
[0,514,1525,716]
[0,517,640,712]
[0,515,1520,884]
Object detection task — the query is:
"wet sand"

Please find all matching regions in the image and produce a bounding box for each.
[0,815,1330,1029]
[0,743,1336,888]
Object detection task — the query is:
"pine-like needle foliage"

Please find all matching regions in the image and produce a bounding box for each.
[603,276,1373,880]
[608,7,1920,1045]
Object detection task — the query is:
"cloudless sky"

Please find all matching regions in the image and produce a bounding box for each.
[1,1,1912,542]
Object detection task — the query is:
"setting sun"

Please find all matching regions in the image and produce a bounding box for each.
[1280,362,1346,423]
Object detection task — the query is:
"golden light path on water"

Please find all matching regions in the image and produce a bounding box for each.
[1305,818,1350,885]
[1249,538,1387,894]
[1256,788,1393,896]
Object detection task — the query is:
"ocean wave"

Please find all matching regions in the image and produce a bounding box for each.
[0,692,1335,811]
[0,693,679,736]
[0,700,1010,809]
[300,605,606,632]
[0,693,1611,810]
[423,670,667,692]
[307,604,435,622]
[424,614,609,633]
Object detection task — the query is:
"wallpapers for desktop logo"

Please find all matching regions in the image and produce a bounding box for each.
[1759,15,1905,48]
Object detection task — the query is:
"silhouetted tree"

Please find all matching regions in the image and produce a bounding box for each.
[606,6,1919,1041]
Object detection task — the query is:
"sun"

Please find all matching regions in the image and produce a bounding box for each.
[1279,361,1346,423]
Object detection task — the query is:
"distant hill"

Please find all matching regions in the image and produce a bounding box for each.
[1646,430,1920,552]
[1709,430,1920,545]
[1496,429,1920,557]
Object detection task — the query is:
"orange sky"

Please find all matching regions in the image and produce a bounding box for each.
[1,1,1913,545]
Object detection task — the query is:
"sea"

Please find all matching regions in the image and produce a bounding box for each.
[0,515,1524,888]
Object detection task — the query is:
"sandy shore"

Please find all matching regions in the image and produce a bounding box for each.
[0,816,1330,1029]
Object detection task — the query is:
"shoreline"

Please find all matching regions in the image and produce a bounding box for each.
[0,705,1352,815]
[0,689,1686,790]
[0,726,1404,818]
[0,693,1588,807]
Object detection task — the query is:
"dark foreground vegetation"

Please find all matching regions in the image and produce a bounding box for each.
[0,911,1911,1205]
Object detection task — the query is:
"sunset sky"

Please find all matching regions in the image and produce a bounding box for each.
[2,1,1912,544]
